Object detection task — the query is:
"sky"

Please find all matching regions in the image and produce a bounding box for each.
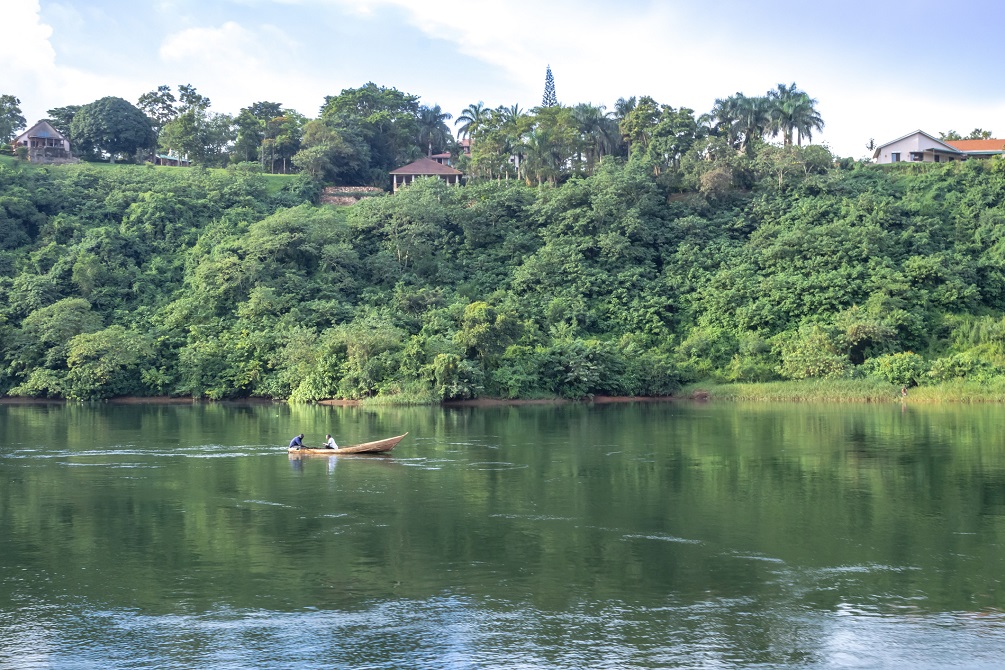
[5,0,1005,159]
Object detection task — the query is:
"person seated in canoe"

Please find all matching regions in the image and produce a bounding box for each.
[288,434,305,450]
[324,434,338,449]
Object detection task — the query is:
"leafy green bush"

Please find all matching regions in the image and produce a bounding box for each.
[430,353,483,400]
[776,326,849,380]
[926,352,999,383]
[490,345,546,398]
[862,351,926,386]
[540,338,624,398]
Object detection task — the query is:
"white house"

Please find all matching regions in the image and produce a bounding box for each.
[873,130,1005,164]
[12,120,77,164]
[872,130,964,164]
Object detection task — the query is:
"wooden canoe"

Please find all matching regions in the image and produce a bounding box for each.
[288,433,407,455]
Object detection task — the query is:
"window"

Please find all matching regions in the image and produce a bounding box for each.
[891,152,900,162]
[934,155,941,163]
[910,152,924,162]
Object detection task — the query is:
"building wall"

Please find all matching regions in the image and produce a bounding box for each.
[873,133,964,164]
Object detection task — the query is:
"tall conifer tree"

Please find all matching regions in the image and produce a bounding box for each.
[542,65,558,107]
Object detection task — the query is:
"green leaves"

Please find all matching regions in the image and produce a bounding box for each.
[4,149,1005,401]
[0,94,26,144]
[70,97,156,160]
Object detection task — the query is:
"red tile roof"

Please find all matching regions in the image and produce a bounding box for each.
[389,157,462,175]
[944,139,1005,152]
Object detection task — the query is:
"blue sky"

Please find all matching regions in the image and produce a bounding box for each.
[6,0,1005,159]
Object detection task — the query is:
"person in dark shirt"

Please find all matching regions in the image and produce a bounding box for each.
[289,434,305,449]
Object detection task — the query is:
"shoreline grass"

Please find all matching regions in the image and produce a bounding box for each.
[682,379,900,403]
[684,378,1005,404]
[9,380,1005,406]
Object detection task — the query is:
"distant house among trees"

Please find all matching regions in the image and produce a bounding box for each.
[430,138,471,167]
[389,157,463,192]
[873,130,1005,163]
[12,120,77,163]
[152,152,191,167]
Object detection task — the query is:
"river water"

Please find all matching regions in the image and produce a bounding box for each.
[1,400,1004,668]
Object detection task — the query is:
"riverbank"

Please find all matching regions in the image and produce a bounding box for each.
[687,378,1005,403]
[6,379,1005,405]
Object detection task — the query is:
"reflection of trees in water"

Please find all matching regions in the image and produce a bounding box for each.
[3,401,1005,619]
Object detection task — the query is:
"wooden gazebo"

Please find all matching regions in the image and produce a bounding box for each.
[389,157,463,193]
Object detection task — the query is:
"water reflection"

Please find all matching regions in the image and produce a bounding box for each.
[2,401,1005,668]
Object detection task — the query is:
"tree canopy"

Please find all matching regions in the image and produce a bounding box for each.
[70,97,156,160]
[3,144,1005,401]
[0,95,27,144]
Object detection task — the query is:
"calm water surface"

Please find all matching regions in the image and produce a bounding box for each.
[1,400,1004,668]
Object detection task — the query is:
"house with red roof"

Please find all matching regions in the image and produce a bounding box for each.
[430,138,471,167]
[873,130,1005,164]
[944,138,1005,158]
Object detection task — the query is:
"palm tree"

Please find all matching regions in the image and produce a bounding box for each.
[613,96,636,122]
[767,83,795,145]
[708,94,743,148]
[572,103,618,170]
[767,83,822,146]
[520,128,555,186]
[454,102,490,140]
[790,96,824,146]
[735,94,772,153]
[497,104,528,175]
[499,104,525,126]
[417,104,452,156]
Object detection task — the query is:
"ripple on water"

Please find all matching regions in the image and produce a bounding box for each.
[489,513,576,522]
[467,462,528,471]
[62,463,162,469]
[725,551,786,564]
[240,500,293,509]
[5,594,1005,668]
[622,533,702,545]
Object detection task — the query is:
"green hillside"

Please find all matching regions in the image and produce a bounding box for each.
[3,147,1005,402]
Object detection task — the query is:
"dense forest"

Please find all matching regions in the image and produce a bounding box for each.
[2,138,1005,402]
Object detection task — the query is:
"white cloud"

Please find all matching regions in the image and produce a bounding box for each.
[2,0,56,72]
[9,0,1005,158]
[316,0,1005,158]
[161,21,261,64]
[157,21,321,117]
[3,0,150,125]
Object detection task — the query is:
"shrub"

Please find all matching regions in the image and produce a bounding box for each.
[926,352,999,383]
[430,353,483,400]
[490,345,545,398]
[863,352,926,386]
[776,326,849,380]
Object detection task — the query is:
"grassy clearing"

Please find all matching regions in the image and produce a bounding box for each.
[258,173,299,195]
[0,156,299,194]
